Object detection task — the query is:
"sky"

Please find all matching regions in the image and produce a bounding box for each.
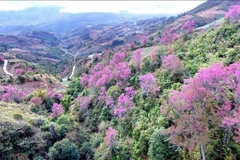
[0,1,206,14]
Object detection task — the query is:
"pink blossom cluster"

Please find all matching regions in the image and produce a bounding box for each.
[30,96,43,106]
[162,54,183,74]
[181,20,196,33]
[139,73,159,97]
[81,52,131,88]
[98,87,106,102]
[225,5,240,20]
[104,127,117,147]
[132,49,143,72]
[1,85,26,102]
[163,62,240,148]
[114,87,136,117]
[50,103,64,118]
[47,88,56,98]
[15,68,24,75]
[79,96,91,110]
[135,35,148,46]
[160,29,179,46]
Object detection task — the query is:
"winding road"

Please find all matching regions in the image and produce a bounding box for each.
[3,60,13,77]
[62,52,78,81]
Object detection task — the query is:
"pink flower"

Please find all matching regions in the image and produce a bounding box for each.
[50,103,64,118]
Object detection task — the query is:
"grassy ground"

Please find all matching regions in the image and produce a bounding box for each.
[0,101,45,122]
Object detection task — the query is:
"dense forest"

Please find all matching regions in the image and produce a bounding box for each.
[0,3,240,160]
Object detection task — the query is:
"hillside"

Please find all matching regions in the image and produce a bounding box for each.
[0,1,240,160]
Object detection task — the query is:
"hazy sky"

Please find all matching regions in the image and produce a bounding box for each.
[0,1,206,14]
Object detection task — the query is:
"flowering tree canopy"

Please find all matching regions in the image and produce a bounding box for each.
[162,54,183,74]
[132,49,143,72]
[160,29,179,46]
[30,96,43,106]
[162,62,240,151]
[81,51,131,88]
[104,127,117,147]
[50,103,64,118]
[181,20,196,33]
[139,73,159,97]
[225,5,240,20]
[79,96,91,110]
[1,85,26,102]
[114,87,136,117]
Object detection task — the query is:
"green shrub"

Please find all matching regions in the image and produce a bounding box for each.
[13,113,23,120]
[106,85,121,100]
[148,129,179,160]
[49,138,80,160]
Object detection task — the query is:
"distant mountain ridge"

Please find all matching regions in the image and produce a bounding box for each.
[0,6,175,34]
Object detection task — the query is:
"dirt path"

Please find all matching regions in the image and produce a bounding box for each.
[3,60,13,77]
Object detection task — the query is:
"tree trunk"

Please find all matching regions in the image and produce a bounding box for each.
[200,143,206,160]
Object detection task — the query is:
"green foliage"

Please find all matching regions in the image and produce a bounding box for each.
[66,78,82,98]
[100,107,112,121]
[56,114,72,126]
[17,75,25,84]
[13,113,23,120]
[106,85,121,99]
[141,56,151,73]
[148,129,179,160]
[55,116,73,137]
[61,95,73,112]
[0,121,46,159]
[49,138,80,160]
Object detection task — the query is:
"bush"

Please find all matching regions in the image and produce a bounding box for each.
[148,129,179,160]
[106,85,121,100]
[17,75,25,84]
[49,138,80,160]
[13,113,23,120]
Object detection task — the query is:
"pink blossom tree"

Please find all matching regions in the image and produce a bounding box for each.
[50,103,64,118]
[79,96,91,111]
[106,96,115,109]
[104,127,118,147]
[162,54,183,74]
[81,51,131,89]
[114,62,131,82]
[81,73,90,87]
[15,68,24,75]
[1,85,26,102]
[30,96,43,106]
[98,87,106,102]
[132,49,143,72]
[181,20,196,33]
[162,62,240,157]
[225,5,240,21]
[109,52,126,66]
[47,88,56,98]
[139,73,159,97]
[114,87,136,117]
[160,29,179,46]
